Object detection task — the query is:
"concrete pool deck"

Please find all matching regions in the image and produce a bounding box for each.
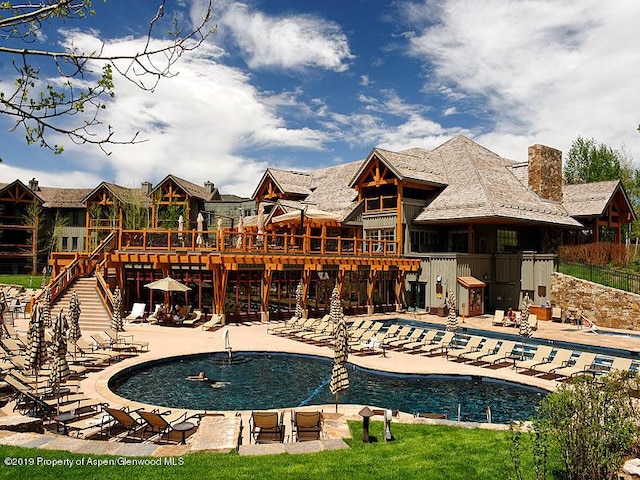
[2,311,639,456]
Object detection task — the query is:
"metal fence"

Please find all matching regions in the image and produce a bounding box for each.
[559,262,640,295]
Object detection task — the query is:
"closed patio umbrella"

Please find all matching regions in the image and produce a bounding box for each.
[67,291,82,359]
[178,214,184,244]
[111,286,124,334]
[49,311,70,413]
[41,288,52,328]
[519,294,533,355]
[294,281,303,319]
[25,303,48,393]
[329,286,349,412]
[196,212,204,246]
[446,289,458,347]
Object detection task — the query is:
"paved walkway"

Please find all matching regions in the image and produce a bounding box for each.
[2,312,639,456]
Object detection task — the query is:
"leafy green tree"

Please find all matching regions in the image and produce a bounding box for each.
[0,1,213,155]
[530,371,640,480]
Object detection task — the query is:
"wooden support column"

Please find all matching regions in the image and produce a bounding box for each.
[467,223,473,254]
[212,264,229,324]
[336,270,346,295]
[396,182,403,255]
[302,269,312,318]
[366,270,379,315]
[395,270,407,312]
[261,269,273,323]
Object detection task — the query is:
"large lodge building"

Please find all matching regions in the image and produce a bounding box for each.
[0,136,634,323]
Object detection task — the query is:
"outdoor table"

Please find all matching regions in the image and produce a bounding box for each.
[173,421,195,444]
[54,412,75,435]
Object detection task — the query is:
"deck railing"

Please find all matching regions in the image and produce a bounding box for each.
[118,229,400,257]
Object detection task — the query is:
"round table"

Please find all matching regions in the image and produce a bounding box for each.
[173,421,195,444]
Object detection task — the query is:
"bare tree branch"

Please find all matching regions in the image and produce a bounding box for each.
[0,0,215,155]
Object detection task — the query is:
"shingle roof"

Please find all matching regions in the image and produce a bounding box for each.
[413,136,582,227]
[304,161,362,220]
[37,186,93,208]
[350,148,447,186]
[264,169,313,196]
[82,182,151,207]
[562,180,624,217]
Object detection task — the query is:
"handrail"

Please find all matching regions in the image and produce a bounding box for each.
[118,229,401,257]
[95,260,114,319]
[33,231,118,308]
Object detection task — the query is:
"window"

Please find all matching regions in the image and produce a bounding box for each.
[71,237,78,251]
[72,211,80,225]
[410,230,438,253]
[497,229,518,253]
[448,230,467,253]
[365,228,395,253]
[61,237,68,251]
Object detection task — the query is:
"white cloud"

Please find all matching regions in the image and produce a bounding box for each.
[0,163,102,188]
[218,2,354,71]
[45,32,330,197]
[404,0,640,163]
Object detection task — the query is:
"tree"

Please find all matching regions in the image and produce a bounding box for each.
[0,1,213,155]
[564,136,626,184]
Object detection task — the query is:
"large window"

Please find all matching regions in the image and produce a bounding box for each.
[497,229,518,253]
[410,230,438,253]
[448,230,467,253]
[365,228,395,253]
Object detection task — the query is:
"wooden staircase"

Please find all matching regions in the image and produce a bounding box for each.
[51,276,111,332]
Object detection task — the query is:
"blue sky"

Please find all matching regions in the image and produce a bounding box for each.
[1,0,639,197]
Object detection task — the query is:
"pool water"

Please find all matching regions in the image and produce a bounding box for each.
[110,352,545,423]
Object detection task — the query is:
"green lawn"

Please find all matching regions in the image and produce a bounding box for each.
[0,422,562,480]
[0,274,44,289]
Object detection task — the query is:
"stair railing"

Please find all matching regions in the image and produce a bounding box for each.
[32,231,118,310]
[95,259,115,320]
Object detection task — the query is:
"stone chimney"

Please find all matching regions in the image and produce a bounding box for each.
[528,144,563,202]
[141,181,152,195]
[28,177,39,192]
[204,181,215,194]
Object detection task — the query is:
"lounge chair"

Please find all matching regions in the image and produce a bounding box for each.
[291,410,323,442]
[350,332,387,356]
[125,303,146,323]
[551,307,562,322]
[267,316,299,335]
[103,330,149,352]
[181,309,203,327]
[201,314,223,331]
[458,338,500,363]
[103,406,145,440]
[385,328,425,350]
[380,326,413,348]
[530,349,575,376]
[446,336,483,360]
[418,331,455,356]
[608,357,633,374]
[402,330,438,353]
[137,409,201,444]
[514,345,554,372]
[73,337,122,363]
[250,411,285,444]
[492,310,505,326]
[477,341,517,367]
[552,352,598,380]
[147,304,166,324]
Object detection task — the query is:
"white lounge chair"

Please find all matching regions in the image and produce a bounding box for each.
[201,314,223,331]
[125,303,146,323]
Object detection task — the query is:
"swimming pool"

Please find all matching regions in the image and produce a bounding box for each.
[110,352,546,424]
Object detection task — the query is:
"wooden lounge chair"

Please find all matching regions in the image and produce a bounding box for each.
[530,349,575,376]
[418,331,455,356]
[446,336,483,360]
[514,345,554,372]
[137,409,201,444]
[125,303,146,323]
[250,411,285,444]
[458,338,500,363]
[492,310,505,326]
[291,410,323,442]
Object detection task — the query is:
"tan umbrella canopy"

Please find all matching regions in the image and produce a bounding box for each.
[144,276,191,292]
[49,311,70,411]
[329,286,349,412]
[272,208,340,224]
[25,303,48,393]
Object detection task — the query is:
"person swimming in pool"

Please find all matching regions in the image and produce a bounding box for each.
[186,371,208,381]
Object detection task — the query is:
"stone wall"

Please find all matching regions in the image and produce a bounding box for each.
[551,272,640,329]
[528,144,563,202]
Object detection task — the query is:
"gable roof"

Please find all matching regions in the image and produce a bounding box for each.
[562,180,636,220]
[252,168,313,199]
[151,174,220,201]
[82,182,151,207]
[0,180,44,204]
[37,186,93,208]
